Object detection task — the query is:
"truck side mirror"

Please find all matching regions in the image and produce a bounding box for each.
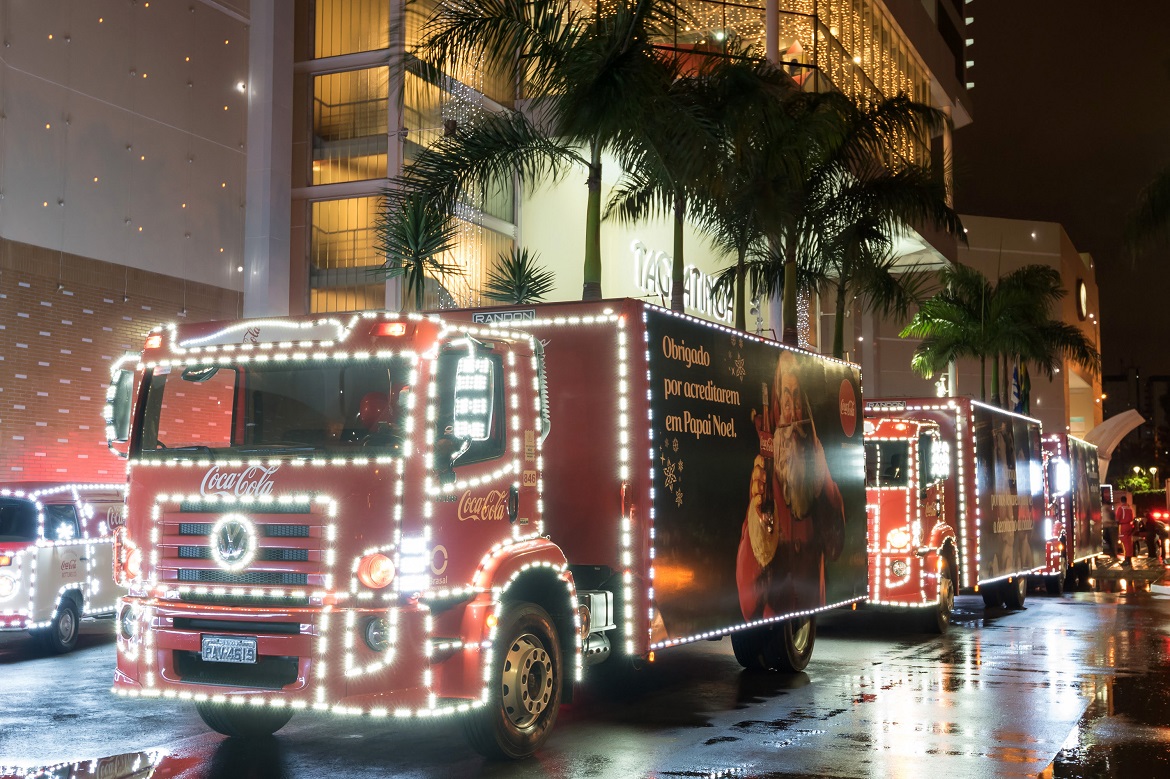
[105,360,136,459]
[433,432,470,485]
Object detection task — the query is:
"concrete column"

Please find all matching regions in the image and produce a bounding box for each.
[243,0,294,317]
[766,0,779,64]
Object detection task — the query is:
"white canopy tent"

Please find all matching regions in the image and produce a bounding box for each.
[1083,409,1146,482]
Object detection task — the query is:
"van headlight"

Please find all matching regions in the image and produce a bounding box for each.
[0,575,16,600]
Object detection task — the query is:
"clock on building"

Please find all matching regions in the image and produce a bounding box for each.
[1075,279,1088,321]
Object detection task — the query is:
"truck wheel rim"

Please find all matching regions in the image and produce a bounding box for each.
[500,633,553,729]
[791,618,811,653]
[58,609,76,644]
[940,575,954,620]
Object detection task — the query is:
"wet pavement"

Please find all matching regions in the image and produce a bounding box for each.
[1,572,1168,779]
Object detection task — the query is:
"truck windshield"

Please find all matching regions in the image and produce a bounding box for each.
[865,441,910,488]
[0,498,37,542]
[138,357,413,457]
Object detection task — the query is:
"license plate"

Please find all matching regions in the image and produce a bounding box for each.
[201,635,257,664]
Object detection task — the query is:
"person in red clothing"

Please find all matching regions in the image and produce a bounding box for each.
[1116,494,1136,567]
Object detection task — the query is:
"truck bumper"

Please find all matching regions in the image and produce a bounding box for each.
[868,549,940,608]
[112,595,432,714]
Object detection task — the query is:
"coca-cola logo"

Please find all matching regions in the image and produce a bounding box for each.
[200,464,279,497]
[60,559,78,572]
[457,489,508,522]
[839,380,857,438]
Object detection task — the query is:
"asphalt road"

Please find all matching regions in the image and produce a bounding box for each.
[1,580,1169,779]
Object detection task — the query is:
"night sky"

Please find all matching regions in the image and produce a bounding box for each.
[953,2,1170,376]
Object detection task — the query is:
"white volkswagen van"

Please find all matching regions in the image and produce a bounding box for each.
[0,483,126,652]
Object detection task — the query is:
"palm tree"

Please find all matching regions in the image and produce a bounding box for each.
[902,263,1100,406]
[482,248,557,304]
[604,46,794,315]
[813,161,962,358]
[1126,167,1170,255]
[398,0,680,301]
[767,92,952,346]
[372,193,463,312]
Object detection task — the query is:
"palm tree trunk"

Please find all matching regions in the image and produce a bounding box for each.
[832,279,848,359]
[991,354,1000,407]
[979,355,986,402]
[782,232,799,345]
[734,247,747,331]
[582,142,603,301]
[671,191,686,313]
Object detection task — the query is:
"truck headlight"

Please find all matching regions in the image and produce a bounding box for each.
[890,559,910,578]
[364,617,391,652]
[118,603,138,641]
[0,575,16,600]
[886,527,912,550]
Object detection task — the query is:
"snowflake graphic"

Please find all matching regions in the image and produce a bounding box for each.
[678,459,684,472]
[663,460,679,492]
[731,354,746,381]
[672,438,679,453]
[675,490,684,507]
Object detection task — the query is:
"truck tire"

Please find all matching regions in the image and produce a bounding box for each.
[980,585,1003,610]
[462,602,561,760]
[38,596,80,654]
[194,701,294,738]
[730,627,769,671]
[1046,553,1067,596]
[766,616,816,673]
[927,558,956,634]
[1003,576,1027,610]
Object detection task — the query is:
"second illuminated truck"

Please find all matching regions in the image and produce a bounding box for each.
[106,299,866,758]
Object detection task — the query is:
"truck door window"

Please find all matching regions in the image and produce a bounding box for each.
[43,505,80,542]
[435,349,506,465]
[0,499,37,542]
[866,441,910,487]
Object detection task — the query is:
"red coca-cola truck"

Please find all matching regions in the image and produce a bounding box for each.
[105,299,866,758]
[1037,434,1102,592]
[863,398,1048,612]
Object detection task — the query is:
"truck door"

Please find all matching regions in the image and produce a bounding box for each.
[427,343,531,590]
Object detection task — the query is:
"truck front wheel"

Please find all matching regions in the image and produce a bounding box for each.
[768,616,816,673]
[463,602,562,760]
[730,627,769,671]
[195,702,294,738]
[38,596,80,654]
[927,558,956,634]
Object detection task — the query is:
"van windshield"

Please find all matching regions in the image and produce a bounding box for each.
[138,357,414,458]
[0,498,37,542]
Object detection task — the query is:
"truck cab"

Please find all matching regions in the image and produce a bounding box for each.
[0,483,126,652]
[863,417,956,632]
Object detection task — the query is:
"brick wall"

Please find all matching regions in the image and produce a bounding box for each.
[0,240,241,483]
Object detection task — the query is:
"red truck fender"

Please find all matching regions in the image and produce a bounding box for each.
[428,537,582,702]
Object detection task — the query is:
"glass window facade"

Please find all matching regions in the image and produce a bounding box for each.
[303,0,515,315]
[314,0,391,58]
[312,67,390,185]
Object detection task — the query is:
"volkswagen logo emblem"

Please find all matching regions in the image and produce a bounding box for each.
[209,514,255,572]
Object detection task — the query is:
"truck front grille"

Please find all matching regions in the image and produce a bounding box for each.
[156,501,330,594]
[177,570,309,586]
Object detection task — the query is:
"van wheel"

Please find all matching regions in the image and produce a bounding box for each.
[462,602,561,760]
[730,627,769,670]
[1003,576,1027,609]
[927,559,956,634]
[195,701,294,738]
[38,597,80,654]
[767,616,816,673]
